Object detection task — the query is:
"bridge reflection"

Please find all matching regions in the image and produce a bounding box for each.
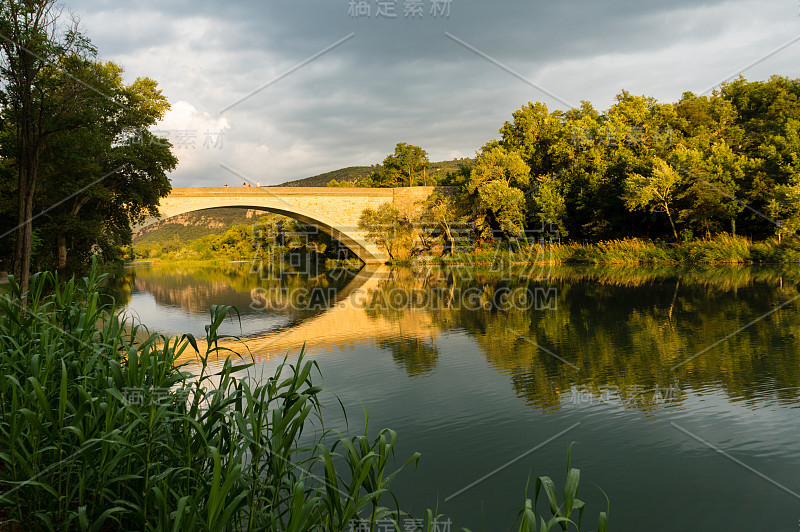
[182,266,440,363]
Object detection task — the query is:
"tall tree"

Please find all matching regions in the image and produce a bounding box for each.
[767,175,800,240]
[468,145,530,191]
[673,143,744,237]
[0,0,96,292]
[528,179,568,238]
[473,180,526,239]
[725,77,800,237]
[358,203,412,260]
[417,190,465,255]
[465,145,531,239]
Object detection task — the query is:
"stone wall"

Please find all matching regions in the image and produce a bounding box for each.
[392,186,456,217]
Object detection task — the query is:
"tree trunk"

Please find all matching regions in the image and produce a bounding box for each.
[442,223,454,256]
[13,155,37,296]
[55,196,89,270]
[3,0,62,297]
[664,203,678,241]
[56,233,67,270]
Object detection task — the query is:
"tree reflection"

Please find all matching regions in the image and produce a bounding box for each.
[366,264,800,412]
[379,338,440,376]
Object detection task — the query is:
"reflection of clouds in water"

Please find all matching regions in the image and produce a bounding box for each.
[125,292,288,337]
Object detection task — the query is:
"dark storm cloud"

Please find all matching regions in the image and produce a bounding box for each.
[65,0,799,185]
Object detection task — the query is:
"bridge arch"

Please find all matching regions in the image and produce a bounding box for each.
[134,187,449,264]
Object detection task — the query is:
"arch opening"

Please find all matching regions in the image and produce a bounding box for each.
[133,204,389,264]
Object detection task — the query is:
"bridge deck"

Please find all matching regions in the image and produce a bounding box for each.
[167,187,399,197]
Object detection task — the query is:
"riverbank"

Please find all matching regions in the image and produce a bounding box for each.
[125,258,240,267]
[420,234,800,266]
[135,233,800,268]
[124,257,364,270]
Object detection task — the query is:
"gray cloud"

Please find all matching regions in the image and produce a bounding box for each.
[66,0,800,186]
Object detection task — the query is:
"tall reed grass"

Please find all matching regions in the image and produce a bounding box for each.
[430,234,800,266]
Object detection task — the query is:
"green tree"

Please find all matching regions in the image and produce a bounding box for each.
[387,142,429,186]
[417,191,466,255]
[623,158,683,240]
[364,143,430,187]
[719,76,800,237]
[467,145,531,192]
[568,92,680,239]
[36,62,176,270]
[358,202,412,260]
[474,180,526,239]
[673,144,744,237]
[0,0,97,292]
[528,179,568,238]
[767,175,800,240]
[493,94,684,240]
[465,146,531,240]
[497,101,566,176]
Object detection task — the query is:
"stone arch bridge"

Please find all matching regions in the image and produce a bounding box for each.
[136,186,449,264]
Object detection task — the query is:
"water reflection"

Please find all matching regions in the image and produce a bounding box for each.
[118,262,800,411]
[379,337,440,376]
[114,262,361,336]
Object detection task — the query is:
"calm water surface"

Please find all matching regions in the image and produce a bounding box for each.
[116,262,800,531]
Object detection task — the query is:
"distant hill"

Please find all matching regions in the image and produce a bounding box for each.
[278,158,473,187]
[425,158,474,182]
[279,166,377,187]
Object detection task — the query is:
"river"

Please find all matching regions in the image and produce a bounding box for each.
[113,261,800,531]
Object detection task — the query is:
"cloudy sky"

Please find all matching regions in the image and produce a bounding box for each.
[67,0,800,187]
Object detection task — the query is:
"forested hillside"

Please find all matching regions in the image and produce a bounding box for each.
[133,208,269,243]
[280,159,473,187]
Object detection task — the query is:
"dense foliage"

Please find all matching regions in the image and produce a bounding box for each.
[358,77,800,248]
